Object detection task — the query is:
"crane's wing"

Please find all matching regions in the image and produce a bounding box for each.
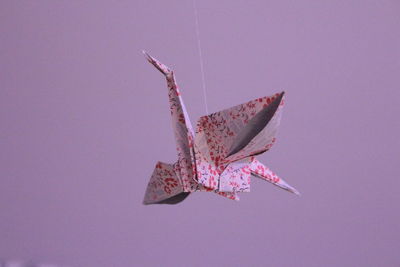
[194,92,285,169]
[143,161,190,205]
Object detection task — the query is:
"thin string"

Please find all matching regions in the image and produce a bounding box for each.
[192,0,209,114]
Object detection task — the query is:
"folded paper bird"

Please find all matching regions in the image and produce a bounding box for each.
[142,51,299,204]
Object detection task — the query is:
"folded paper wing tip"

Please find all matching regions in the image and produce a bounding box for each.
[142,196,152,205]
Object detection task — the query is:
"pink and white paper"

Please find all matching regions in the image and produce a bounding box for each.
[142,52,299,204]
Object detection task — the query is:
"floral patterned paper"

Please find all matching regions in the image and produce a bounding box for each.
[142,52,299,205]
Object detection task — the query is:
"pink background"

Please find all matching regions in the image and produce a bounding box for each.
[1,1,399,266]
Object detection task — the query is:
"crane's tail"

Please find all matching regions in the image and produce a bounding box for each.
[250,158,300,195]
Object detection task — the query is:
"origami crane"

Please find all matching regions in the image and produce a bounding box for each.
[142,51,299,205]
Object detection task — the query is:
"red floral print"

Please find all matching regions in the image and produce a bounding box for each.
[142,52,299,205]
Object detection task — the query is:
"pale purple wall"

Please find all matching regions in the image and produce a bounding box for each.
[1,1,399,266]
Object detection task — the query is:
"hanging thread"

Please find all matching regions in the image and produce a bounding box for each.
[192,0,209,114]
